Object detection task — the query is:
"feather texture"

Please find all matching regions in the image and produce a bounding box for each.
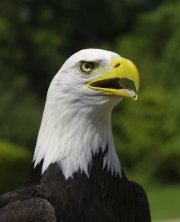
[0,150,151,222]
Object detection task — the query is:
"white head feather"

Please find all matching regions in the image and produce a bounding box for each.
[33,49,122,179]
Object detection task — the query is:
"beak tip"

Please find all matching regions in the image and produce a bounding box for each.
[136,84,140,92]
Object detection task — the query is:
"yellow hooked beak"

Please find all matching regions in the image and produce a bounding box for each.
[86,57,140,100]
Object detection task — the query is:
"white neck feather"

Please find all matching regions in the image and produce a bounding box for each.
[33,89,121,179]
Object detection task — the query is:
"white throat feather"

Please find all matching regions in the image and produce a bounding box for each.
[33,89,121,179]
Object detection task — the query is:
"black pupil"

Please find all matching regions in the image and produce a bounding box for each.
[85,63,91,69]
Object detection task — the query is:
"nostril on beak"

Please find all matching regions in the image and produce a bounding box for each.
[115,63,120,68]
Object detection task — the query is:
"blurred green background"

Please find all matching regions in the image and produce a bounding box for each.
[0,0,180,221]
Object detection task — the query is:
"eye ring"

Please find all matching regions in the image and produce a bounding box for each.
[80,62,94,73]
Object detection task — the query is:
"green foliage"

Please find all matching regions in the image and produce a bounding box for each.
[109,1,180,183]
[0,15,44,148]
[148,184,180,220]
[126,172,180,220]
[0,140,32,194]
[113,87,180,182]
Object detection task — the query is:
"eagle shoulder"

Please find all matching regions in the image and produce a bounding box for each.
[0,197,57,222]
[130,181,151,222]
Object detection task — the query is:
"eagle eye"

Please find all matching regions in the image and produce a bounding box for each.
[80,62,94,73]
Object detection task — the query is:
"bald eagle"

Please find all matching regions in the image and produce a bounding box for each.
[0,49,151,222]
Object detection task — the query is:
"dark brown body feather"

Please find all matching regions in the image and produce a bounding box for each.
[0,150,151,222]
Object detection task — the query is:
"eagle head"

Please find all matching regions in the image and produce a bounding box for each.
[34,49,140,179]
